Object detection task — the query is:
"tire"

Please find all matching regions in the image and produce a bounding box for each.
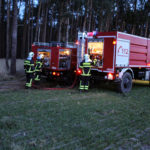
[117,72,132,93]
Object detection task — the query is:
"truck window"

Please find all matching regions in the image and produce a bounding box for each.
[37,49,51,67]
[88,39,104,67]
[59,49,71,69]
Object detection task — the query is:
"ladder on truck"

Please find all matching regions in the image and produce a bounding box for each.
[33,42,77,48]
[77,32,87,69]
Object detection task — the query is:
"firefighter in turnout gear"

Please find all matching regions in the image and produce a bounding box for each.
[79,54,92,91]
[93,56,97,66]
[24,52,35,89]
[34,54,44,82]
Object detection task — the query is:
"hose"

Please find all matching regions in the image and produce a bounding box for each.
[32,75,78,90]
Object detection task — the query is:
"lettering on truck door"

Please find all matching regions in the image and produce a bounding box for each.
[116,38,130,67]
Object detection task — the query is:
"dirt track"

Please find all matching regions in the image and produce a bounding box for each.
[0,77,69,91]
[0,77,25,92]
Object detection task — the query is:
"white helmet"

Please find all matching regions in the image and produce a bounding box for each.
[28,52,34,58]
[37,54,44,60]
[84,54,90,63]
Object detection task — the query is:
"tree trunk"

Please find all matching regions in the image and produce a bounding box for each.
[0,0,4,58]
[0,0,2,23]
[131,24,136,34]
[34,0,42,42]
[99,17,103,32]
[49,19,53,41]
[27,0,31,53]
[57,19,62,42]
[57,2,64,42]
[31,0,34,45]
[6,0,11,70]
[140,24,143,36]
[0,0,2,56]
[131,0,137,34]
[83,0,89,31]
[83,16,87,32]
[91,15,95,31]
[88,0,92,32]
[10,0,17,75]
[106,14,111,32]
[66,17,69,43]
[42,4,48,42]
[70,12,74,39]
[21,1,28,58]
[83,13,87,32]
[145,18,148,37]
[121,21,125,32]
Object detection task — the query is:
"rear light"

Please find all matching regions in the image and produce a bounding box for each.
[147,63,150,66]
[113,40,117,45]
[52,72,61,76]
[76,69,82,75]
[75,40,80,45]
[52,72,56,76]
[107,73,114,80]
[116,73,119,78]
[57,72,60,76]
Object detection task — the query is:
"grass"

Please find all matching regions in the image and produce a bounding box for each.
[0,84,150,150]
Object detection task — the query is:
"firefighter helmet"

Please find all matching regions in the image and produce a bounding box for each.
[28,52,34,58]
[27,52,34,60]
[84,54,91,63]
[37,54,44,60]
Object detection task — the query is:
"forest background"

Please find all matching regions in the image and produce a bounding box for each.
[0,0,150,74]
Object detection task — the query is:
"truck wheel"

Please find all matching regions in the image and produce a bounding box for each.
[117,72,132,93]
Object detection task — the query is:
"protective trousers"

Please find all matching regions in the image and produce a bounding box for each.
[24,59,35,88]
[79,76,90,90]
[26,73,33,88]
[35,71,41,81]
[35,60,42,81]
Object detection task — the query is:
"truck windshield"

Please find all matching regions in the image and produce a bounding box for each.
[88,39,104,67]
[37,49,51,67]
[59,49,71,69]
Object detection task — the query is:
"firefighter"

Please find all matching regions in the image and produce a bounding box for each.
[93,56,97,66]
[79,54,92,92]
[24,52,35,89]
[34,54,44,82]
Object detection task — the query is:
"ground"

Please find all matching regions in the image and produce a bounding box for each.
[0,59,24,81]
[0,77,150,150]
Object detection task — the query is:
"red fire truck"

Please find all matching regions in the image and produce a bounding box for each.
[32,42,77,82]
[77,31,150,93]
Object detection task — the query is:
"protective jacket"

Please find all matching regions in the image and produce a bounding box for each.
[34,59,43,81]
[93,58,97,66]
[35,59,43,71]
[79,60,92,76]
[24,58,35,73]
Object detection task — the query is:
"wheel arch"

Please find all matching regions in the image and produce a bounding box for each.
[119,68,134,80]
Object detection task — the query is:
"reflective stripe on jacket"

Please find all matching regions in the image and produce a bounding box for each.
[24,59,35,73]
[35,60,43,71]
[79,61,92,76]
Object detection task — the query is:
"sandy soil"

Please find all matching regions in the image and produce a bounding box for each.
[0,77,26,92]
[0,59,25,81]
[0,59,26,91]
